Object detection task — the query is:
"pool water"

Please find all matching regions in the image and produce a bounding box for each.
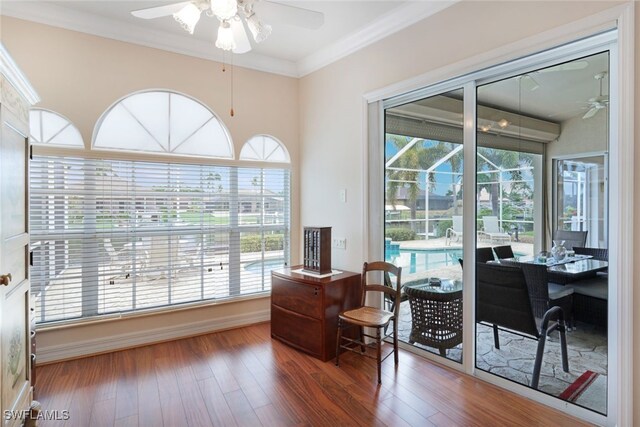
[385,248,462,274]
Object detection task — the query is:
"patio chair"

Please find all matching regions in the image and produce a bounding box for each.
[492,245,515,259]
[553,230,588,250]
[445,215,463,245]
[103,238,134,277]
[480,216,511,243]
[476,262,569,389]
[336,261,401,384]
[573,246,608,261]
[458,247,495,268]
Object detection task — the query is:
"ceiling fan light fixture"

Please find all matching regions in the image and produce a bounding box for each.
[497,118,510,129]
[215,20,236,51]
[246,13,272,43]
[173,3,202,34]
[211,0,238,20]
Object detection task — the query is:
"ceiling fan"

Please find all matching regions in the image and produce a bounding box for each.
[131,0,324,54]
[582,71,608,119]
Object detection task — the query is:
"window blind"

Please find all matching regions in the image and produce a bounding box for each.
[30,155,290,324]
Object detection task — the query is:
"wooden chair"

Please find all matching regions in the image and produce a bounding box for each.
[336,261,401,384]
[476,262,569,389]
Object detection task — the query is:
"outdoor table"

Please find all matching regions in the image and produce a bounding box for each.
[500,255,608,284]
[403,278,463,357]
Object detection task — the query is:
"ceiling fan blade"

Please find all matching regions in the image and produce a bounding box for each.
[231,19,252,54]
[582,107,599,119]
[131,1,192,19]
[256,1,324,29]
[539,60,589,73]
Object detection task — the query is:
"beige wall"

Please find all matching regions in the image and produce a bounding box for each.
[298,0,636,423]
[0,17,300,357]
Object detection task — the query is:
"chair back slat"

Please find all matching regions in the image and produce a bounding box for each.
[362,262,402,314]
[476,262,539,338]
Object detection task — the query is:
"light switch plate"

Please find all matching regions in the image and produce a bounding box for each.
[339,189,347,203]
[332,238,346,249]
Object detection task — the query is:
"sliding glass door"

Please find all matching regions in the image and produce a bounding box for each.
[381,42,613,419]
[474,51,609,415]
[384,88,464,363]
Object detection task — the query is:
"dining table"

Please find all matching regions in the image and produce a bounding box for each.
[499,254,608,284]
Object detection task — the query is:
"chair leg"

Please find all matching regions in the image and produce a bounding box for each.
[376,327,382,385]
[360,326,366,353]
[558,321,569,373]
[532,334,547,390]
[493,324,500,349]
[335,318,342,366]
[393,319,398,366]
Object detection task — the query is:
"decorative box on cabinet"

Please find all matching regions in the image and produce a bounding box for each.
[303,226,331,274]
[271,266,361,362]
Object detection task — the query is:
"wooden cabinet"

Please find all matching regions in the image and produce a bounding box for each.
[271,266,361,361]
[1,45,39,427]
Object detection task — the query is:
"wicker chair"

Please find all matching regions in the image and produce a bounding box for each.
[553,230,588,250]
[499,259,575,328]
[492,245,515,259]
[573,246,608,261]
[404,279,463,356]
[336,261,401,384]
[458,248,495,268]
[476,262,569,389]
[476,247,495,263]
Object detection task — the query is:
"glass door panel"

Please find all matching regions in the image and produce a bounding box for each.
[384,88,464,363]
[475,51,609,415]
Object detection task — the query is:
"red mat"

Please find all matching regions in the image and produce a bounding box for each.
[559,370,599,402]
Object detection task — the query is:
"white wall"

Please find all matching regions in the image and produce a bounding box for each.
[299,1,623,272]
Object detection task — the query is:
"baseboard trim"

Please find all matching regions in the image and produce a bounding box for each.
[36,309,270,364]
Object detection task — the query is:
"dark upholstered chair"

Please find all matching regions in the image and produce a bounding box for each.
[476,262,569,389]
[553,230,588,250]
[476,247,495,263]
[458,247,495,268]
[492,245,515,259]
[336,261,401,384]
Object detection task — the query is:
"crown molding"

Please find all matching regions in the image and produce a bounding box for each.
[2,1,459,79]
[0,43,41,105]
[296,1,460,77]
[0,1,299,77]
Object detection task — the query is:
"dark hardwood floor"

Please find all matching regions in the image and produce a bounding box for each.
[34,322,591,426]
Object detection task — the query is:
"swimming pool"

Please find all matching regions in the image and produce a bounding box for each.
[385,248,462,274]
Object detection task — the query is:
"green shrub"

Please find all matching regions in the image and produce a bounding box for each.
[385,228,416,241]
[240,234,284,253]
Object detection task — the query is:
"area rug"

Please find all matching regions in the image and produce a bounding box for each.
[559,370,607,414]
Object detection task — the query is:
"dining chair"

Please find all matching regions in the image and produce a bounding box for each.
[458,247,495,268]
[553,230,588,250]
[336,261,401,384]
[492,245,514,259]
[499,259,575,329]
[476,262,569,389]
[573,246,608,261]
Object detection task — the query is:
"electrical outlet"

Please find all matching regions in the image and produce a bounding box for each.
[332,238,346,249]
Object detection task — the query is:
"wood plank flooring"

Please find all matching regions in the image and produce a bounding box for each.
[34,323,592,427]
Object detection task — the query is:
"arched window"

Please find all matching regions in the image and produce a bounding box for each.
[239,135,290,163]
[29,109,84,147]
[93,90,234,159]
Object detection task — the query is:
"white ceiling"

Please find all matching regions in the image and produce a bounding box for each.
[0,0,458,77]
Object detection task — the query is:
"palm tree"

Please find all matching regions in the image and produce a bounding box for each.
[386,135,456,233]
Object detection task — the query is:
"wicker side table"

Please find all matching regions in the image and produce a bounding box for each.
[404,278,463,357]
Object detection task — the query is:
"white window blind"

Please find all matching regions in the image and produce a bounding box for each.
[30,155,290,324]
